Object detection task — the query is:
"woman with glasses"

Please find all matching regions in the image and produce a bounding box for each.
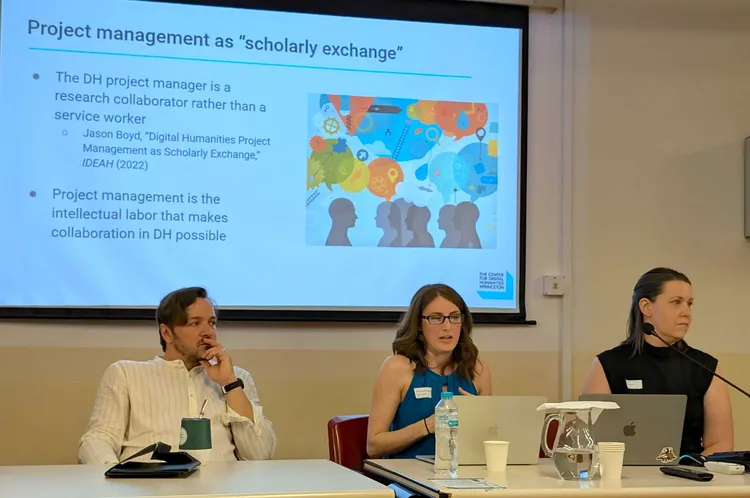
[366,283,491,459]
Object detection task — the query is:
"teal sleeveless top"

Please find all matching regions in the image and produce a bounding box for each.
[389,368,477,458]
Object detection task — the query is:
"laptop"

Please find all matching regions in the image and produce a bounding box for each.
[578,393,686,466]
[417,395,547,466]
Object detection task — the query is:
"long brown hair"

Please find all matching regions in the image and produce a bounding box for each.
[392,283,479,381]
[624,267,691,356]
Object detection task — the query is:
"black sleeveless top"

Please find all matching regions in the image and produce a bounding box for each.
[597,341,717,456]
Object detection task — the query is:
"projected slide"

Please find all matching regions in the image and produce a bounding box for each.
[0,0,523,313]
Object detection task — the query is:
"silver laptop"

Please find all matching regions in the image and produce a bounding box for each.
[417,395,547,466]
[578,394,686,466]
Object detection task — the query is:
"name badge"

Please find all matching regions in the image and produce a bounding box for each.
[414,387,432,399]
[626,379,643,390]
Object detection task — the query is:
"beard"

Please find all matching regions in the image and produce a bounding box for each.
[173,337,201,369]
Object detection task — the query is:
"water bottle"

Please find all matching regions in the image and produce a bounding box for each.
[434,391,459,477]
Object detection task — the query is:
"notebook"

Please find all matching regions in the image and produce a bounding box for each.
[105,442,201,478]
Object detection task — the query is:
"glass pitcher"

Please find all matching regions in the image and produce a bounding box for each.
[541,408,600,481]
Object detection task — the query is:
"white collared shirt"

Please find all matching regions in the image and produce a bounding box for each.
[78,356,276,464]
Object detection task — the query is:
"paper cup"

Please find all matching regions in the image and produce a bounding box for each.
[484,441,510,472]
[597,442,625,480]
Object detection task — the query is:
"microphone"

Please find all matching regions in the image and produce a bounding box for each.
[641,323,750,399]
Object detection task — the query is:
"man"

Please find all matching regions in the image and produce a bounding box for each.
[78,287,276,464]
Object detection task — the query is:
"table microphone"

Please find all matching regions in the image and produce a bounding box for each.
[641,323,750,399]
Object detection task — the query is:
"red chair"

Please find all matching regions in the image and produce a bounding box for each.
[327,415,370,472]
[539,417,559,458]
[327,415,432,498]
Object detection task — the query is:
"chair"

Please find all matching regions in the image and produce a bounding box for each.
[327,415,370,472]
[327,415,422,498]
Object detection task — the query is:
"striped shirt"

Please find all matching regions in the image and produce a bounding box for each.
[78,356,276,464]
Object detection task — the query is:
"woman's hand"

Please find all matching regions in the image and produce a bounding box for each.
[458,387,475,396]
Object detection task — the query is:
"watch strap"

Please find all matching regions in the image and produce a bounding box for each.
[221,378,244,394]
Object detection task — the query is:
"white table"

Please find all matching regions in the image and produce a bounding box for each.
[364,459,750,497]
[0,459,394,498]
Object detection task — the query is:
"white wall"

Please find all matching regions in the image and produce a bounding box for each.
[566,0,750,447]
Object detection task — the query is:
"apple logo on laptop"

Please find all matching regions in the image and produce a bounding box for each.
[488,424,501,440]
[623,422,636,437]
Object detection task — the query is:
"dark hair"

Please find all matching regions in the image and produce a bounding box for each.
[156,287,213,351]
[392,283,479,381]
[624,267,691,355]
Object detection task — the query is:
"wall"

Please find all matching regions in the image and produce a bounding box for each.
[567,0,750,449]
[0,10,566,465]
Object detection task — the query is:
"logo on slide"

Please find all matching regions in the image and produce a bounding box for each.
[477,271,514,301]
[180,427,188,445]
[622,422,636,437]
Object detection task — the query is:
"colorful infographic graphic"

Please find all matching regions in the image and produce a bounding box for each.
[306,94,500,249]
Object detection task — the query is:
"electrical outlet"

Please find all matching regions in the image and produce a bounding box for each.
[543,275,565,296]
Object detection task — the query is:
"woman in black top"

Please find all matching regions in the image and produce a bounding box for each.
[582,267,733,456]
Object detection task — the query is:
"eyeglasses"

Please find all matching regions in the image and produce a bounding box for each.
[422,313,463,325]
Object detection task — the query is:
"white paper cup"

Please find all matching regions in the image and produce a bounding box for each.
[598,442,625,448]
[597,443,625,480]
[598,443,624,450]
[484,441,510,472]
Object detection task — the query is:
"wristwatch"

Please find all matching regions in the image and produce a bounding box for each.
[221,378,244,394]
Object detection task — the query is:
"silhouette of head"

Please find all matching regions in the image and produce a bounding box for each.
[329,198,357,228]
[387,202,401,230]
[392,198,413,232]
[454,201,479,231]
[438,205,456,231]
[375,201,392,229]
[405,205,431,231]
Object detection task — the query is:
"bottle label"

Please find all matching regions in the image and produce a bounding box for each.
[448,419,458,428]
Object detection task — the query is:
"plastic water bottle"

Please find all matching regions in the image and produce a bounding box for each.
[434,391,459,477]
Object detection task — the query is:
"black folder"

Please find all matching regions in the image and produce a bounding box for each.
[105,442,201,478]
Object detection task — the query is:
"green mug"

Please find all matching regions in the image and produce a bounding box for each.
[179,418,212,450]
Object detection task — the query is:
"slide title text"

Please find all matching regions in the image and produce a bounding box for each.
[27,20,404,63]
